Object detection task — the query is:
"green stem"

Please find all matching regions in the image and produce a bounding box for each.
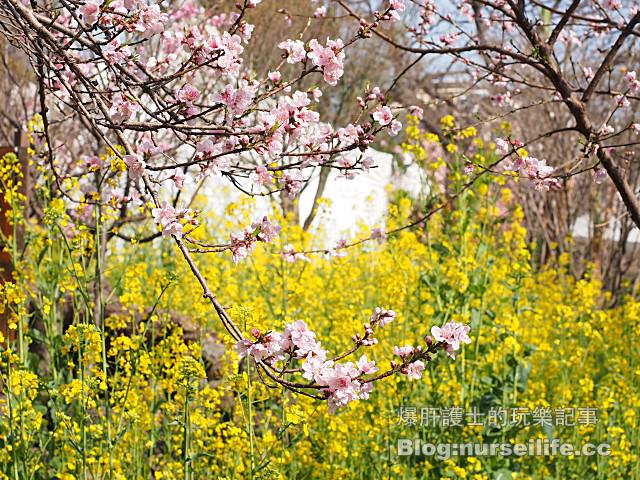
[183,393,190,480]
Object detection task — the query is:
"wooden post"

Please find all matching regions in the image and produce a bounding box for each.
[0,129,29,346]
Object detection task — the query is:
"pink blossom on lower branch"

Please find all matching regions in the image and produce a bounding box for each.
[176,83,200,105]
[233,310,471,413]
[431,320,472,359]
[281,244,310,263]
[356,354,378,375]
[406,360,425,380]
[322,363,365,413]
[369,307,396,328]
[369,227,387,244]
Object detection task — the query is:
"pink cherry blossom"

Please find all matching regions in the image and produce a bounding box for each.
[601,124,614,135]
[251,216,280,243]
[228,216,279,263]
[311,87,322,102]
[625,71,640,93]
[110,93,140,123]
[230,232,252,264]
[370,227,387,244]
[393,345,414,359]
[431,320,471,358]
[176,83,200,104]
[80,0,101,25]
[616,95,630,108]
[281,244,310,263]
[285,320,323,358]
[390,0,406,12]
[234,339,269,361]
[337,124,361,144]
[307,38,345,86]
[123,154,146,179]
[213,83,256,116]
[152,202,177,227]
[263,331,287,360]
[495,138,510,155]
[278,39,306,63]
[389,120,402,136]
[103,39,130,64]
[302,354,335,382]
[504,154,559,192]
[313,6,327,18]
[162,221,184,239]
[361,156,375,172]
[370,307,396,328]
[439,31,461,46]
[408,105,424,119]
[322,363,362,412]
[172,170,185,189]
[282,170,305,196]
[372,106,393,126]
[359,381,374,400]
[406,360,425,380]
[583,66,594,79]
[151,202,193,239]
[234,339,253,358]
[268,71,281,83]
[84,156,104,171]
[250,165,273,186]
[356,355,378,375]
[592,167,607,184]
[135,4,167,38]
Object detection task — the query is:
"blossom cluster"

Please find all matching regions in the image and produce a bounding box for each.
[495,138,560,192]
[235,307,470,413]
[392,321,471,377]
[151,202,199,239]
[279,37,346,86]
[23,0,418,246]
[431,320,472,359]
[625,71,640,94]
[229,216,280,264]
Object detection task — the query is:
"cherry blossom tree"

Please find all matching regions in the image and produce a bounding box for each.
[2,0,639,408]
[0,0,470,411]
